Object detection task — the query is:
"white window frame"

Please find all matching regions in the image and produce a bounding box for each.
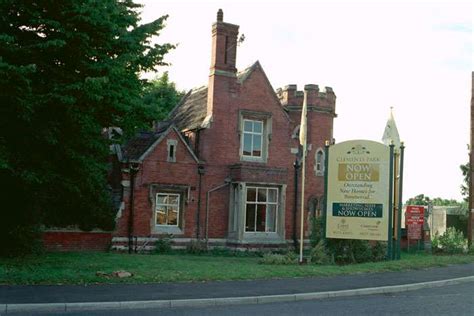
[241,119,264,159]
[244,186,278,233]
[238,111,272,163]
[155,193,180,226]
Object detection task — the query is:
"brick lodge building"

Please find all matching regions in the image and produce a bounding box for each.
[111,10,337,251]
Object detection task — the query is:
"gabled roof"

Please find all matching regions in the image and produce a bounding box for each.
[168,86,208,131]
[168,61,262,132]
[122,124,199,163]
[122,124,170,161]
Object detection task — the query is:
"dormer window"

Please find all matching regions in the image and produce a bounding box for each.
[167,139,177,162]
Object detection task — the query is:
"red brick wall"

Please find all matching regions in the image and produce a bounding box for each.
[43,231,112,251]
[115,128,200,238]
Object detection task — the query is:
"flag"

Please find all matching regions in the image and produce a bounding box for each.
[382,107,401,152]
[299,91,308,150]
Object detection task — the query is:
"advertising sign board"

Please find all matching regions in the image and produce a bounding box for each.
[326,140,391,241]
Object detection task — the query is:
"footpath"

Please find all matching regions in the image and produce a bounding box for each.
[1,263,473,313]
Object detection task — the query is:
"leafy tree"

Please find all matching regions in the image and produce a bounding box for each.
[405,194,465,207]
[0,0,174,255]
[143,72,184,122]
[460,162,469,202]
[405,194,431,206]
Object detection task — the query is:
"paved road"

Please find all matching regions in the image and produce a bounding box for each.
[2,263,474,304]
[12,282,474,316]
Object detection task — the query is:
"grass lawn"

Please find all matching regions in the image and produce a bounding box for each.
[0,252,473,285]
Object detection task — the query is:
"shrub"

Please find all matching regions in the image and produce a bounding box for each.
[372,241,387,262]
[259,252,297,265]
[153,234,173,254]
[432,227,467,254]
[308,240,331,265]
[309,215,324,248]
[0,225,44,257]
[468,243,474,255]
[186,239,207,254]
[352,240,373,263]
[326,239,376,264]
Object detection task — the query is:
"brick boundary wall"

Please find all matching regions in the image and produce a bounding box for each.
[43,231,112,252]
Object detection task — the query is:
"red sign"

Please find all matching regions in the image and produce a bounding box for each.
[406,206,424,224]
[406,206,425,240]
[407,224,422,239]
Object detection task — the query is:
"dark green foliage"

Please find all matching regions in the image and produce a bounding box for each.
[309,215,324,248]
[326,239,377,264]
[143,72,184,122]
[460,163,469,202]
[259,252,297,265]
[208,247,262,257]
[0,0,174,255]
[308,240,331,265]
[153,234,173,254]
[186,240,207,254]
[372,241,388,262]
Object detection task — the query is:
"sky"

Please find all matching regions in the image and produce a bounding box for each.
[138,0,472,202]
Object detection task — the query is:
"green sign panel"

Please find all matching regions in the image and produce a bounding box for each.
[332,203,383,218]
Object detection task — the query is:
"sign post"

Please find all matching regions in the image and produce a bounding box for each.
[396,143,405,259]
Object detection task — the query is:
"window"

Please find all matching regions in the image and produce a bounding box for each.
[155,193,180,226]
[315,148,325,176]
[239,110,272,163]
[228,182,286,243]
[167,139,177,162]
[245,187,278,232]
[242,119,263,158]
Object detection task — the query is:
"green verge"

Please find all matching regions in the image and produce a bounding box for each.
[0,252,473,285]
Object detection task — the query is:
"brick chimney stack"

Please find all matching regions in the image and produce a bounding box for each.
[210,9,239,75]
[206,9,240,121]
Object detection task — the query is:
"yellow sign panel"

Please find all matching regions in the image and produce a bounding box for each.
[326,140,390,241]
[337,163,379,182]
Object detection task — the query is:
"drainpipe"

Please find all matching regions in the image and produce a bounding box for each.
[293,159,300,251]
[196,165,205,239]
[128,162,140,254]
[205,178,232,247]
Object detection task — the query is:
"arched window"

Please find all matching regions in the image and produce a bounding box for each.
[315,148,325,176]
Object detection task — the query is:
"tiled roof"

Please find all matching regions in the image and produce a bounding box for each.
[122,123,170,161]
[168,86,208,131]
[169,61,259,131]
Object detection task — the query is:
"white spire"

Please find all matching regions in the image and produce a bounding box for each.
[382,107,401,152]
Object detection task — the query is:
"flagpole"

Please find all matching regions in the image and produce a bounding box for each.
[299,144,306,263]
[298,91,308,263]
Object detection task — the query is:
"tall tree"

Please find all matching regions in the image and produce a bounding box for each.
[0,0,174,255]
[143,72,184,122]
[460,162,469,202]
